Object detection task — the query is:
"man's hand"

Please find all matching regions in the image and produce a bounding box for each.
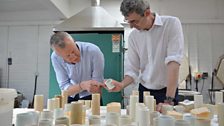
[102,79,123,92]
[156,102,174,113]
[80,80,102,93]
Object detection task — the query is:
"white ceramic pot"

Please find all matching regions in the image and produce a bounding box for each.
[175,120,190,126]
[0,88,17,126]
[89,115,101,125]
[158,115,175,126]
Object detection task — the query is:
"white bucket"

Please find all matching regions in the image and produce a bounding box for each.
[0,88,17,126]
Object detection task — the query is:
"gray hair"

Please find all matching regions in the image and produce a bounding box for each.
[50,31,71,48]
[120,0,150,17]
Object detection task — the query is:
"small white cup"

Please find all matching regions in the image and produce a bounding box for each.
[153,118,159,126]
[54,108,64,119]
[175,120,190,126]
[174,105,185,113]
[105,79,115,90]
[55,117,69,126]
[84,100,91,109]
[194,119,210,126]
[158,115,175,126]
[161,104,173,115]
[183,114,196,126]
[119,115,131,126]
[40,110,53,121]
[38,119,52,126]
[150,111,160,126]
[89,115,101,125]
[126,105,129,115]
[27,111,39,125]
[106,112,119,126]
[16,112,34,126]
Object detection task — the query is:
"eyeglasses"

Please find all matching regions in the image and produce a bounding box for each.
[124,16,144,25]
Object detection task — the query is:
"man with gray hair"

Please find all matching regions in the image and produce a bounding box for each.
[104,0,184,108]
[50,31,104,103]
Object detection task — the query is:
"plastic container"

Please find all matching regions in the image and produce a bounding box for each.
[0,88,17,126]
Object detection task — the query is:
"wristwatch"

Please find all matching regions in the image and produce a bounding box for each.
[164,96,174,105]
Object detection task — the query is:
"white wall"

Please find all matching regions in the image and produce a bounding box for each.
[0,26,8,88]
[182,24,224,103]
[150,0,224,22]
[0,24,53,106]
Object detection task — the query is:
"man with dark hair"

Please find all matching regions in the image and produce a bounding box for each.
[50,31,104,103]
[104,0,184,107]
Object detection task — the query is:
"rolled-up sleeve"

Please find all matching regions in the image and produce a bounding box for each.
[165,17,184,65]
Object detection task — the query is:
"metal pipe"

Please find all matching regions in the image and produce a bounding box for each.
[91,0,100,6]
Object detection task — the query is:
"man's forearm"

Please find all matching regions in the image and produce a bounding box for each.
[67,83,82,96]
[166,61,180,98]
[121,75,135,89]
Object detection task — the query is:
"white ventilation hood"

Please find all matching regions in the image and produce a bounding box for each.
[54,0,123,32]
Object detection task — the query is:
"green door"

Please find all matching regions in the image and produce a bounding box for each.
[49,49,61,98]
[49,33,124,106]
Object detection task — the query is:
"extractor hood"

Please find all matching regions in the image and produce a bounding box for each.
[54,0,123,32]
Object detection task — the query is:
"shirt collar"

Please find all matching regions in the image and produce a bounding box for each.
[137,13,163,32]
[76,42,80,52]
[153,13,163,26]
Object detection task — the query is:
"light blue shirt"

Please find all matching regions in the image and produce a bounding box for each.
[51,42,104,98]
